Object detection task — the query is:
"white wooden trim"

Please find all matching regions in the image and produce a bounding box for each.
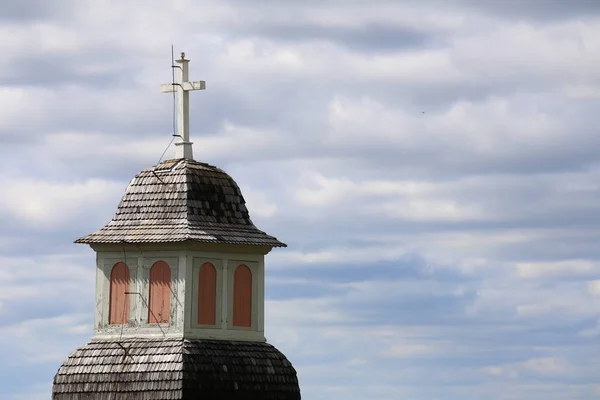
[160,80,206,92]
[257,257,265,333]
[92,249,267,341]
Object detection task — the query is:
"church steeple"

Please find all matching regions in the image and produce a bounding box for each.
[72,51,284,342]
[74,157,284,342]
[52,51,300,399]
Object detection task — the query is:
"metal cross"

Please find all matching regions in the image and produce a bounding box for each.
[160,52,206,160]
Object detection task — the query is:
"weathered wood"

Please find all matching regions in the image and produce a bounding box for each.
[75,159,286,248]
[233,264,252,328]
[109,262,130,324]
[198,263,217,325]
[52,338,301,400]
[148,261,171,324]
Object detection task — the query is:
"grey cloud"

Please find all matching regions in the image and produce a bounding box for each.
[451,0,600,21]
[226,107,595,186]
[0,301,88,328]
[271,256,473,284]
[178,80,600,182]
[14,155,598,268]
[487,230,600,263]
[223,0,600,27]
[0,0,76,22]
[231,22,434,53]
[0,53,136,89]
[4,41,597,188]
[0,89,170,143]
[353,292,478,326]
[267,281,350,300]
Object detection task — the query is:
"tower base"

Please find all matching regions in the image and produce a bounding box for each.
[52,338,301,400]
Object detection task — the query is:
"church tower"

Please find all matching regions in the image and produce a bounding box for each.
[52,52,301,399]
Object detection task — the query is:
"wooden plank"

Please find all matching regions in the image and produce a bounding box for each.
[197,263,217,325]
[160,81,206,93]
[148,261,171,324]
[232,264,252,328]
[109,262,129,325]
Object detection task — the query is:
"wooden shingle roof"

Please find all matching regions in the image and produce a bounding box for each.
[76,158,286,247]
[52,338,301,400]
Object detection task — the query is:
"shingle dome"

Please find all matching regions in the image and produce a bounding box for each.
[53,338,301,400]
[76,158,286,247]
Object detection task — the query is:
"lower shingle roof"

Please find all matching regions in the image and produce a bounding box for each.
[52,338,301,400]
[75,158,286,247]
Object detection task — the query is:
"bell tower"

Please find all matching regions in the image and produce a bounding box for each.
[77,158,284,343]
[52,52,300,400]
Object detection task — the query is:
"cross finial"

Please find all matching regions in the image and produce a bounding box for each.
[160,51,206,160]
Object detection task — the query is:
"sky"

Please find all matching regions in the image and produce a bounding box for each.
[1,0,600,399]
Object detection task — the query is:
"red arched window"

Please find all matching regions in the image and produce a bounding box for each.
[148,261,171,324]
[109,262,130,325]
[198,262,217,325]
[232,264,252,327]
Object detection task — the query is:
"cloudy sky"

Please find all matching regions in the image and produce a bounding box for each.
[1,0,600,398]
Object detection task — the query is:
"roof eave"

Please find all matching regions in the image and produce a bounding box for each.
[74,236,287,247]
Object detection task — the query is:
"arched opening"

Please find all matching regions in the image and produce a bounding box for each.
[198,262,217,325]
[109,262,130,325]
[232,264,252,327]
[148,261,171,324]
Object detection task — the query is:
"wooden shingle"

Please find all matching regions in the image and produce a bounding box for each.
[75,159,286,247]
[53,338,301,400]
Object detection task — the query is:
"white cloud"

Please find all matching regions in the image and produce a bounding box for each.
[515,295,597,318]
[484,357,573,379]
[0,87,55,132]
[0,176,123,227]
[325,94,566,162]
[0,253,92,284]
[291,171,486,222]
[269,243,410,266]
[266,297,352,326]
[563,84,600,99]
[377,198,483,221]
[0,313,91,365]
[39,132,172,163]
[201,122,290,160]
[237,184,279,218]
[385,343,440,358]
[0,22,82,56]
[515,260,598,279]
[588,280,600,296]
[523,357,571,374]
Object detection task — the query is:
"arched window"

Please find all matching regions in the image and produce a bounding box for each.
[232,264,252,327]
[148,261,171,324]
[109,262,130,325]
[198,262,217,325]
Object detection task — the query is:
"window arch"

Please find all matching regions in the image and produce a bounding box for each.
[232,264,252,327]
[148,261,171,324]
[198,262,217,325]
[109,262,130,325]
